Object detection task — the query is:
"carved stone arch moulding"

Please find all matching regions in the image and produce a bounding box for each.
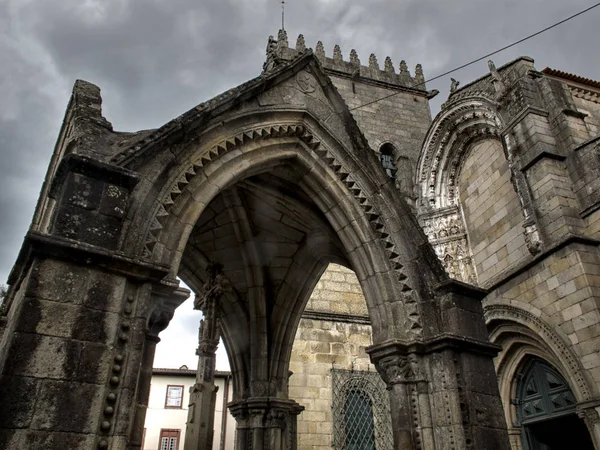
[485,304,593,401]
[418,99,503,209]
[416,100,506,286]
[490,323,563,388]
[139,121,424,335]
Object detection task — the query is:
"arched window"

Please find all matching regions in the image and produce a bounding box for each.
[343,389,376,449]
[332,369,393,450]
[379,143,397,182]
[516,358,594,450]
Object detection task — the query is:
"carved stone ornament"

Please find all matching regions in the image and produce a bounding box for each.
[450,78,460,94]
[420,211,477,284]
[266,409,287,429]
[577,408,600,428]
[296,70,316,93]
[523,221,542,255]
[503,134,543,255]
[376,355,415,385]
[147,307,174,336]
[488,60,507,98]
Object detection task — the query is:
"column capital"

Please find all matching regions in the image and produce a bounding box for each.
[374,353,418,386]
[147,285,189,336]
[577,404,600,427]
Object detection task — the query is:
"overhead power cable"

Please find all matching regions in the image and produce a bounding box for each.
[347,1,600,112]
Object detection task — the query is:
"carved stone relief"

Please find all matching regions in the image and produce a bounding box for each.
[420,209,477,285]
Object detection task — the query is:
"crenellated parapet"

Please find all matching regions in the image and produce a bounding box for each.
[264,29,426,91]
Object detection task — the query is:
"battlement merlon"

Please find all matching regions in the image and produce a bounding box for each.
[265,30,428,92]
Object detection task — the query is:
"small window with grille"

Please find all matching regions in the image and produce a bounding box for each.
[332,369,393,450]
[159,429,180,450]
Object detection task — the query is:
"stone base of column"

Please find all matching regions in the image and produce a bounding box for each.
[229,398,304,450]
[184,382,219,450]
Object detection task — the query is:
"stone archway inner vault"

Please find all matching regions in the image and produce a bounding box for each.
[0,53,511,450]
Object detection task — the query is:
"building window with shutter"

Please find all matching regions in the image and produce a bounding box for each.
[159,429,180,450]
[165,385,184,409]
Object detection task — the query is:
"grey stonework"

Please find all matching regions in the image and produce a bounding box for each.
[0,29,598,450]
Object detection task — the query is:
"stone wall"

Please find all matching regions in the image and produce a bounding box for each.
[289,264,374,450]
[330,76,432,168]
[573,95,600,136]
[458,139,529,285]
[484,241,600,387]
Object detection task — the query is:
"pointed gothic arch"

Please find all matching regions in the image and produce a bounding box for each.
[0,53,510,450]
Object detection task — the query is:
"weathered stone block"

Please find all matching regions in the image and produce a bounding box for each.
[0,375,39,428]
[31,380,104,433]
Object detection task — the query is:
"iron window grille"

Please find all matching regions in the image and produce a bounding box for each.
[332,369,393,450]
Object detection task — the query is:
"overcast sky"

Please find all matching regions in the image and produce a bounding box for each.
[1,0,599,370]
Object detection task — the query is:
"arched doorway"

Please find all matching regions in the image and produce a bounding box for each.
[516,358,594,450]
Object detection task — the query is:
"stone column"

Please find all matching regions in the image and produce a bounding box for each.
[368,281,511,450]
[0,251,189,450]
[184,263,230,450]
[126,286,189,450]
[229,398,303,450]
[578,406,600,450]
[375,355,418,449]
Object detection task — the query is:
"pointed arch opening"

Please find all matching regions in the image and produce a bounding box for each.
[515,357,594,450]
[126,111,441,407]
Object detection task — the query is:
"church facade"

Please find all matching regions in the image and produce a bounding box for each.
[1,29,599,450]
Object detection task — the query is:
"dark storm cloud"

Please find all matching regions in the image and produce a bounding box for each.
[1,0,599,289]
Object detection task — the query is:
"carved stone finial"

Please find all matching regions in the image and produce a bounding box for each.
[450,78,460,93]
[488,60,499,78]
[488,59,507,97]
[384,56,394,73]
[296,34,306,52]
[333,44,343,63]
[277,29,288,48]
[263,35,279,73]
[349,49,360,65]
[399,60,409,74]
[315,41,325,60]
[369,53,379,70]
[414,63,425,87]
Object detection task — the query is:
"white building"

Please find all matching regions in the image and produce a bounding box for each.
[143,367,235,450]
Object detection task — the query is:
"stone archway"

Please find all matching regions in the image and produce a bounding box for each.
[0,53,510,450]
[417,96,543,286]
[485,303,600,449]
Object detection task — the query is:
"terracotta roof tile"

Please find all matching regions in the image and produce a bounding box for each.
[542,67,600,90]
